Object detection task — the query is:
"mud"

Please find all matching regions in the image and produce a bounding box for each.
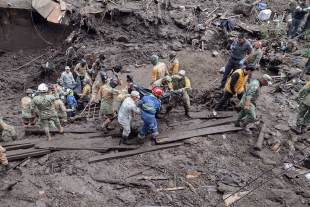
[1,0,310,207]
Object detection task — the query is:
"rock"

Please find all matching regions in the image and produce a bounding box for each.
[117,36,129,43]
[212,51,219,57]
[170,40,182,51]
[263,158,277,165]
[274,124,290,132]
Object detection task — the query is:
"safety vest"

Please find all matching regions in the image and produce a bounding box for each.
[101,84,113,99]
[152,62,168,81]
[225,69,248,94]
[21,96,31,109]
[307,81,310,87]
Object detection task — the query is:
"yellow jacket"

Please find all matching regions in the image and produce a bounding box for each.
[225,69,248,94]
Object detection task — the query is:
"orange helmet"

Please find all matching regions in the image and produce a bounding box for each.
[152,87,163,97]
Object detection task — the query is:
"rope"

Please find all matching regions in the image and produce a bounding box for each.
[212,144,310,207]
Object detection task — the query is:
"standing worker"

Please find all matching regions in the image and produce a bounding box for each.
[21,89,36,128]
[30,84,63,141]
[67,89,77,121]
[91,58,102,81]
[235,74,273,134]
[90,71,108,104]
[60,66,76,85]
[0,145,9,171]
[213,64,255,115]
[150,55,168,85]
[0,115,17,142]
[291,81,310,134]
[54,96,73,125]
[118,91,141,144]
[300,47,310,80]
[74,59,91,82]
[300,12,310,39]
[168,51,179,75]
[247,41,263,83]
[216,33,254,90]
[78,79,91,107]
[287,0,310,39]
[166,70,191,117]
[134,87,163,144]
[151,75,173,92]
[100,78,121,133]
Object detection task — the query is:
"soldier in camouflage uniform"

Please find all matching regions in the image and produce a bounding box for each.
[78,78,91,107]
[100,78,121,133]
[30,84,63,141]
[0,145,9,171]
[291,81,310,134]
[236,74,273,134]
[0,115,17,142]
[150,55,169,85]
[21,88,36,128]
[54,96,73,125]
[117,75,135,109]
[91,58,102,81]
[151,75,173,92]
[166,70,191,117]
[74,59,91,83]
[90,71,108,103]
[168,51,179,76]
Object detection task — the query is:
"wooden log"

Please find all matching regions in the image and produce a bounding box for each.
[7,150,50,161]
[6,148,48,157]
[189,111,236,119]
[6,157,30,174]
[5,144,35,151]
[156,124,242,144]
[254,124,266,151]
[25,127,98,135]
[37,145,139,152]
[89,142,183,163]
[91,177,155,190]
[156,187,185,192]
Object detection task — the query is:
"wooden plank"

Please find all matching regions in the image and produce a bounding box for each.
[0,139,40,147]
[5,144,35,151]
[59,0,66,11]
[37,145,139,152]
[6,148,48,157]
[32,0,57,18]
[189,111,236,119]
[47,4,66,23]
[25,127,97,135]
[156,124,242,144]
[7,150,51,161]
[89,143,183,163]
[254,124,266,151]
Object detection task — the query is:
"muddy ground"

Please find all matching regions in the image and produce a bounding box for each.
[1,0,310,206]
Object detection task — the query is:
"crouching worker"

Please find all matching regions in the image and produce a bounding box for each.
[67,89,77,121]
[118,91,141,144]
[133,87,163,144]
[54,94,74,125]
[0,145,9,172]
[0,115,17,142]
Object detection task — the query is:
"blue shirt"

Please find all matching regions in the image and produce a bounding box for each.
[67,96,77,107]
[138,95,160,115]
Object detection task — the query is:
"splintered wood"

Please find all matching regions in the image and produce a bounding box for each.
[186,172,201,179]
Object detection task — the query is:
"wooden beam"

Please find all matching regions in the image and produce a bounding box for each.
[254,124,266,151]
[59,0,66,11]
[156,124,242,144]
[5,144,35,151]
[189,111,236,119]
[89,142,183,163]
[0,139,40,147]
[25,127,98,135]
[7,150,51,161]
[6,148,48,157]
[37,145,139,152]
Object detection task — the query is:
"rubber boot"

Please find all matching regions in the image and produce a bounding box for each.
[185,110,190,118]
[11,135,17,141]
[240,121,252,134]
[106,123,115,131]
[234,121,241,127]
[291,125,302,135]
[133,134,145,145]
[122,137,134,145]
[101,120,109,134]
[302,126,307,134]
[59,127,64,134]
[46,134,52,141]
[4,164,10,172]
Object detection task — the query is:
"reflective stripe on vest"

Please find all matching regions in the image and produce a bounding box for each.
[225,69,248,94]
[21,97,31,108]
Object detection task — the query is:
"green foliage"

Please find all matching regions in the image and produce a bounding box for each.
[259,28,286,40]
[302,30,310,42]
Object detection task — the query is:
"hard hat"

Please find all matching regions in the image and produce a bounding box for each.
[81,59,87,67]
[165,75,172,82]
[38,83,48,92]
[110,77,119,88]
[95,58,100,63]
[25,88,34,94]
[65,66,70,70]
[169,51,177,59]
[100,71,108,83]
[149,55,159,65]
[83,78,90,83]
[152,87,163,97]
[175,70,185,79]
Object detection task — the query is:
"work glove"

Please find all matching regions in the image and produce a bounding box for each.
[2,147,6,153]
[71,107,76,112]
[239,59,245,65]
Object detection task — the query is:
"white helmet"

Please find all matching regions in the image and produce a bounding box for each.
[37,83,48,92]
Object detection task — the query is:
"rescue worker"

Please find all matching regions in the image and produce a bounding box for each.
[60,66,76,85]
[74,59,91,82]
[247,41,263,83]
[0,145,9,172]
[291,81,310,134]
[134,87,163,144]
[151,75,173,92]
[168,51,179,75]
[21,89,36,128]
[78,78,91,107]
[300,47,310,80]
[213,64,256,115]
[166,70,191,117]
[118,91,141,144]
[117,75,134,108]
[150,55,168,85]
[100,78,121,133]
[56,78,65,94]
[0,114,17,142]
[30,84,63,141]
[67,89,77,121]
[54,95,73,125]
[235,74,273,134]
[91,58,102,81]
[90,71,108,103]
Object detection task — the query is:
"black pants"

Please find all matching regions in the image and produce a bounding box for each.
[215,90,244,111]
[300,58,310,78]
[220,58,242,88]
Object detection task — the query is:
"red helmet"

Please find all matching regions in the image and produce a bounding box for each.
[152,87,163,97]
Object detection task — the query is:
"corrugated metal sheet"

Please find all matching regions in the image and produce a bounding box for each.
[32,0,57,18]
[47,4,66,24]
[0,0,32,9]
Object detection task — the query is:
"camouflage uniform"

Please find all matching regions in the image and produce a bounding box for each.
[293,81,310,133]
[152,77,173,92]
[75,63,91,81]
[21,96,36,126]
[30,92,62,138]
[100,83,120,130]
[0,115,17,141]
[91,80,104,100]
[91,63,101,81]
[168,58,179,76]
[54,99,68,124]
[237,79,261,125]
[78,84,91,104]
[0,145,8,168]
